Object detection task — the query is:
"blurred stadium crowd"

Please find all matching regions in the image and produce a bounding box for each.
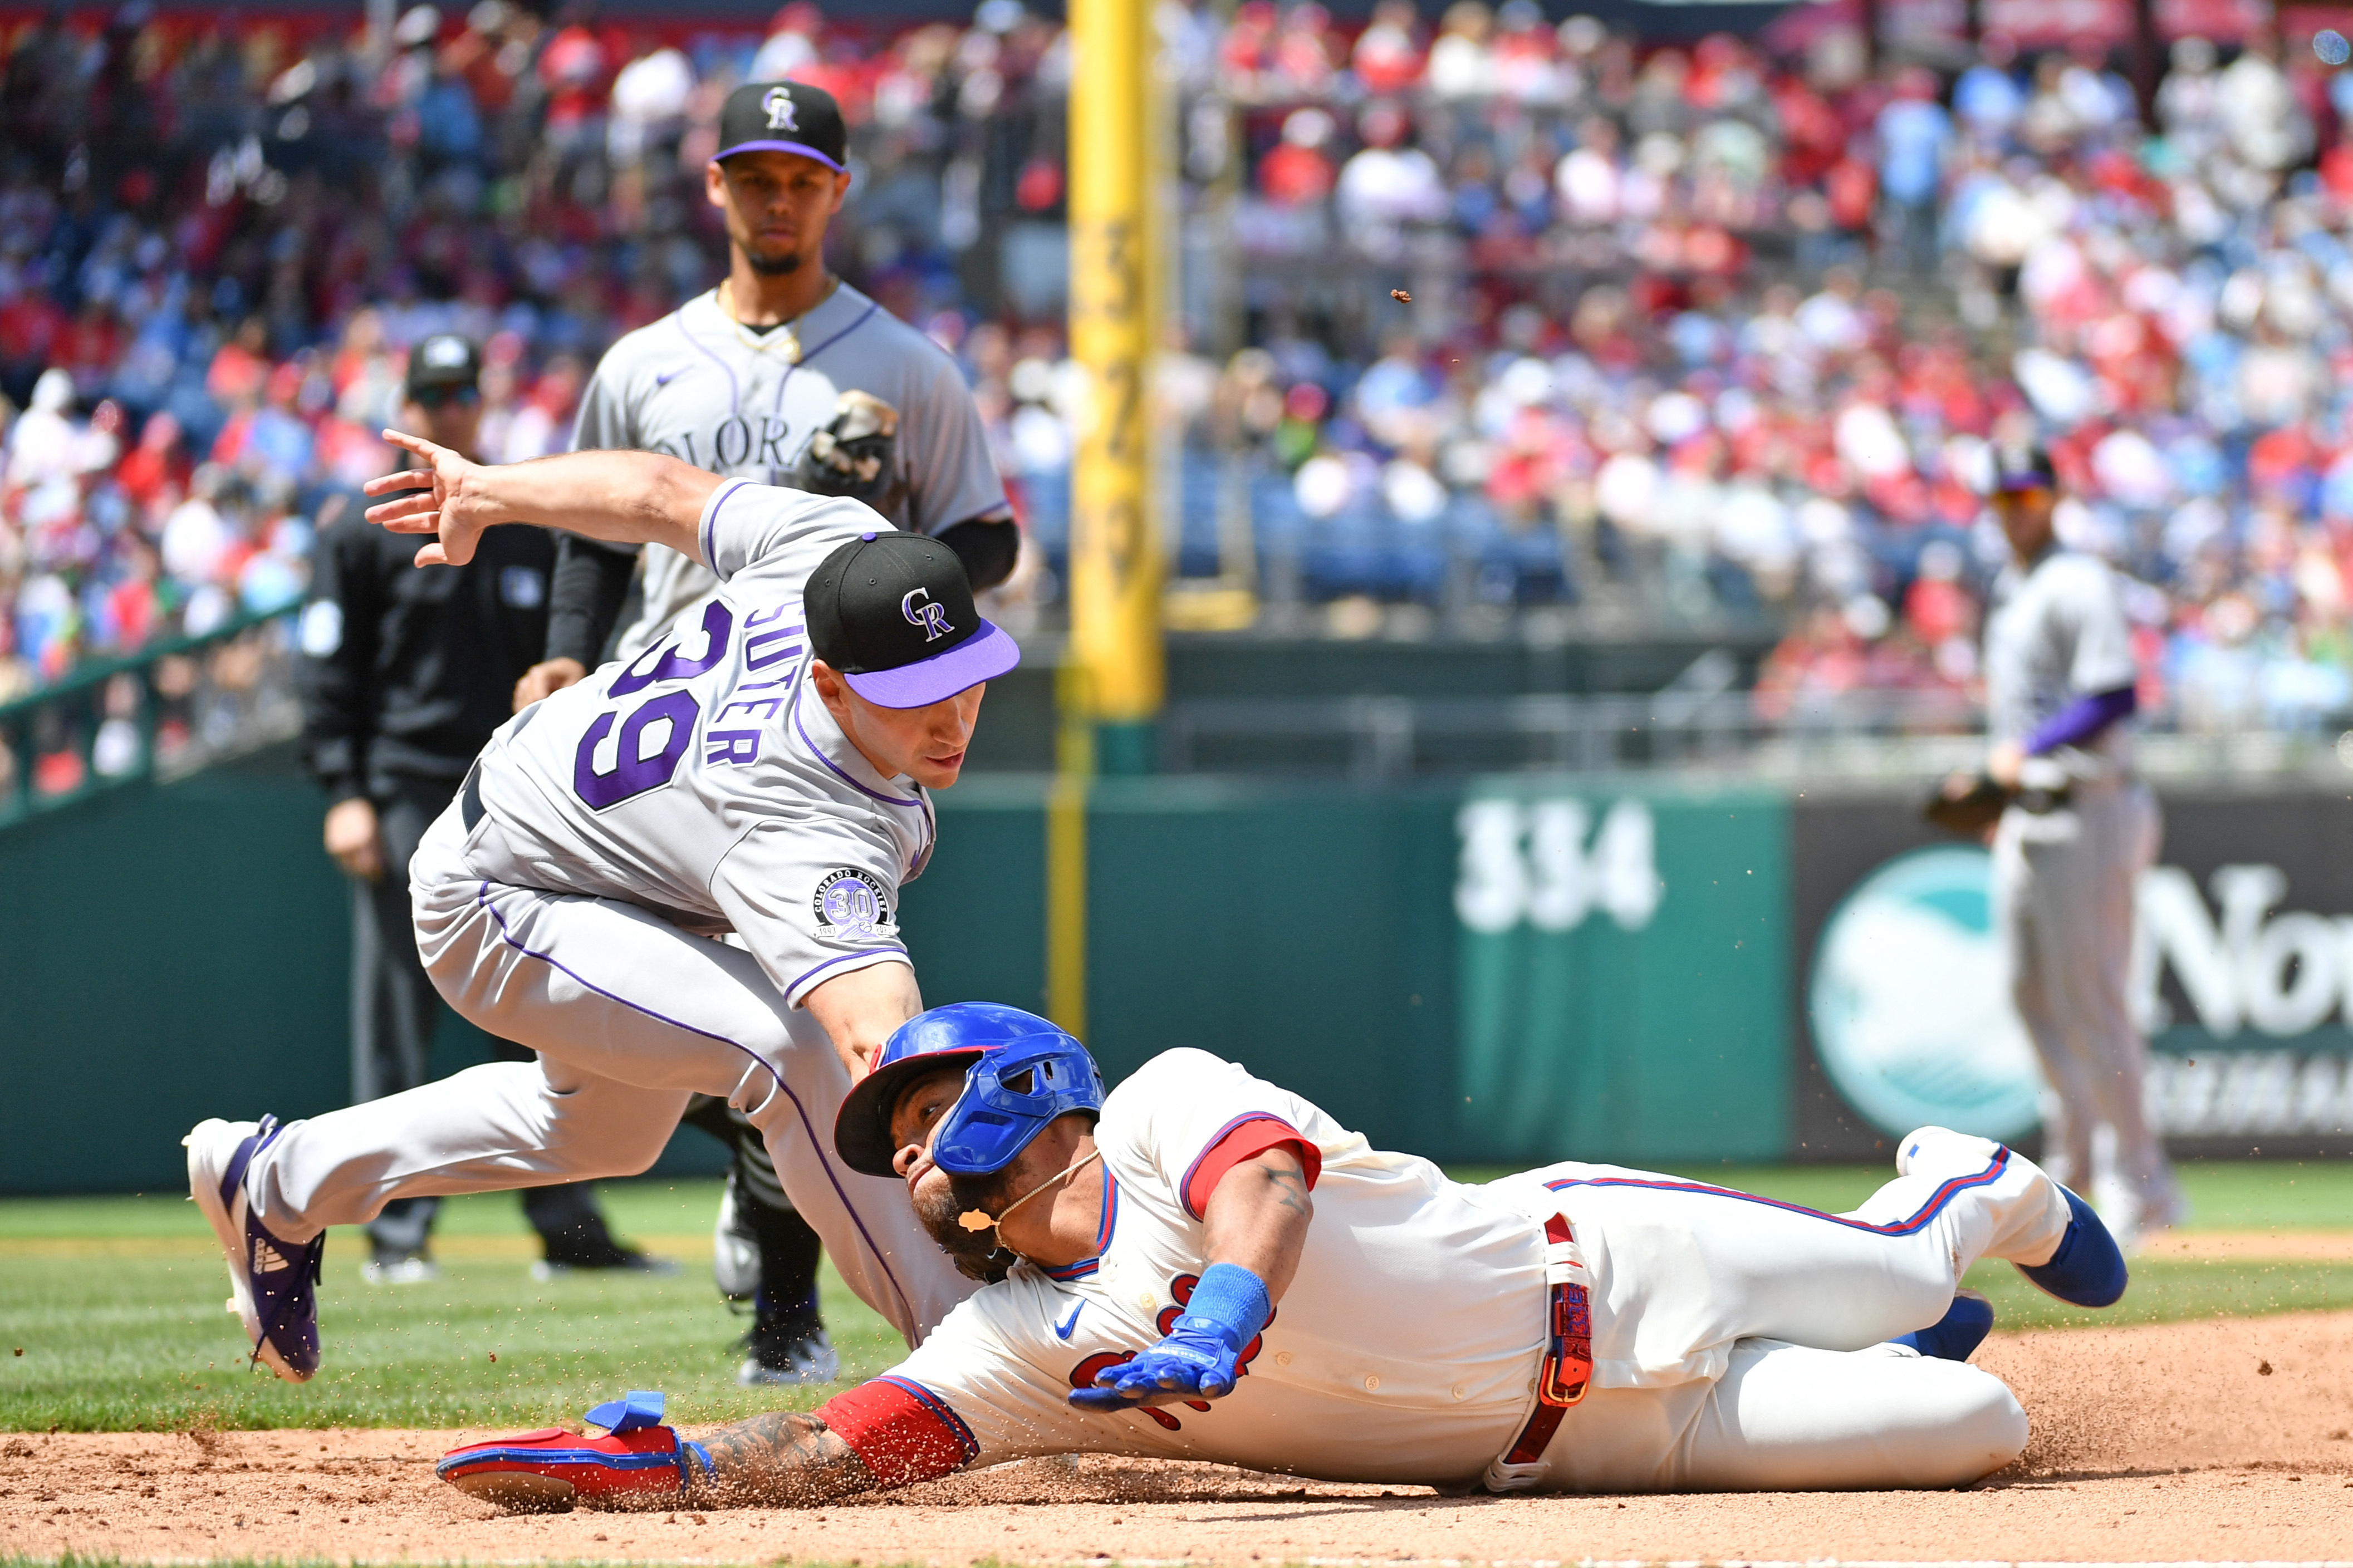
[6,1,2353,734]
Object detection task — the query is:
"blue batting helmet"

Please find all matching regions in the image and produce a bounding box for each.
[834,1002,1104,1179]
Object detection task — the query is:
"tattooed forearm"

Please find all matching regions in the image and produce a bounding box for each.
[687,1412,878,1508]
[1202,1144,1313,1301]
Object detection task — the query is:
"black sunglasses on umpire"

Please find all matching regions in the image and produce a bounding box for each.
[410,386,480,410]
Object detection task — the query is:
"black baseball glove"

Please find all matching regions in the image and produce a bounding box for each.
[1923,773,2012,837]
[793,389,899,501]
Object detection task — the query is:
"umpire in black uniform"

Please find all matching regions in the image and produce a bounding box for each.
[297,334,670,1282]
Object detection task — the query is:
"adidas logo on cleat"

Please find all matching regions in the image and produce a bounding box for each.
[251,1238,292,1272]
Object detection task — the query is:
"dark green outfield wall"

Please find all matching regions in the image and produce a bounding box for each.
[0,749,743,1196]
[0,753,1795,1193]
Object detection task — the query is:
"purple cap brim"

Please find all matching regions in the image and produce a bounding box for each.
[713,138,847,172]
[842,621,1021,709]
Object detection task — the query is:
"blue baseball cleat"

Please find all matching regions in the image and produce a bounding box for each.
[1891,1288,1994,1360]
[2015,1186,2129,1308]
[185,1115,325,1382]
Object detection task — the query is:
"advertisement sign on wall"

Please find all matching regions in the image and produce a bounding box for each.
[1809,845,2045,1143]
[2133,862,2353,1142]
[1796,789,2353,1158]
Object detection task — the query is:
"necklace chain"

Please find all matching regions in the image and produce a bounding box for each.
[715,281,803,363]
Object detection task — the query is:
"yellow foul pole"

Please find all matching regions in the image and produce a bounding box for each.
[1067,0,1161,753]
[1050,0,1159,1034]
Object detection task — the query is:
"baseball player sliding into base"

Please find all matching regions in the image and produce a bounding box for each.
[183,438,1012,1383]
[512,77,1018,1389]
[438,1004,2129,1503]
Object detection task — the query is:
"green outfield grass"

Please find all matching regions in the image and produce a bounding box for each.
[0,1179,895,1434]
[3,1161,2349,1433]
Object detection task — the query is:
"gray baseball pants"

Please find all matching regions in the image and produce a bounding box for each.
[1992,780,2182,1227]
[239,798,974,1348]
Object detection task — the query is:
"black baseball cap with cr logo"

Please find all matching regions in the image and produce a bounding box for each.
[806,530,1020,708]
[405,333,480,399]
[714,80,847,173]
[1992,444,2058,494]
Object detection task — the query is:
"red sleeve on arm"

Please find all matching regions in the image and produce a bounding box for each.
[1180,1115,1321,1221]
[813,1376,978,1488]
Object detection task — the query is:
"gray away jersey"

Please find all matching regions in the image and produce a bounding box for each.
[573,282,1007,660]
[469,479,935,1006]
[1982,545,2139,769]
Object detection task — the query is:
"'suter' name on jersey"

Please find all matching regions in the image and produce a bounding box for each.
[470,479,935,1006]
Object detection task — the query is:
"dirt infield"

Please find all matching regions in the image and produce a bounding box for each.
[6,1309,2351,1565]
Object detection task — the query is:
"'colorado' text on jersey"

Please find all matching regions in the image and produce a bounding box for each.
[573,283,1006,659]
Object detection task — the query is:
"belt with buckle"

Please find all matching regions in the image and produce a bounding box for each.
[1501,1213,1594,1466]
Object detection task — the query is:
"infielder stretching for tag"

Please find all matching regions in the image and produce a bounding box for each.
[438,1004,2129,1503]
[184,437,1013,1383]
[512,78,1017,1387]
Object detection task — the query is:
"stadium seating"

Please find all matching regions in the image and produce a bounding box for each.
[3,6,2352,738]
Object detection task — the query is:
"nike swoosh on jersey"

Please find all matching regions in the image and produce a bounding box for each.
[654,368,685,387]
[1053,1300,1085,1340]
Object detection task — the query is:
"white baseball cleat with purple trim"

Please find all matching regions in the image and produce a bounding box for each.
[185,1115,325,1382]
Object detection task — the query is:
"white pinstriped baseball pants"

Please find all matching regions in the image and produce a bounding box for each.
[237,799,974,1348]
[1489,1129,2064,1492]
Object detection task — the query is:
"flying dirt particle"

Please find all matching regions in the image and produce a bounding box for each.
[2258,1360,2273,1375]
[488,1354,496,1363]
[12,1348,19,1356]
[1390,289,1411,304]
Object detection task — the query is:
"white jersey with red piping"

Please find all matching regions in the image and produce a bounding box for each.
[857,1048,1554,1489]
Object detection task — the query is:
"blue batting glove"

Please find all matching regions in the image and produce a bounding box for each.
[1073,1316,1243,1410]
[1068,1262,1271,1413]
